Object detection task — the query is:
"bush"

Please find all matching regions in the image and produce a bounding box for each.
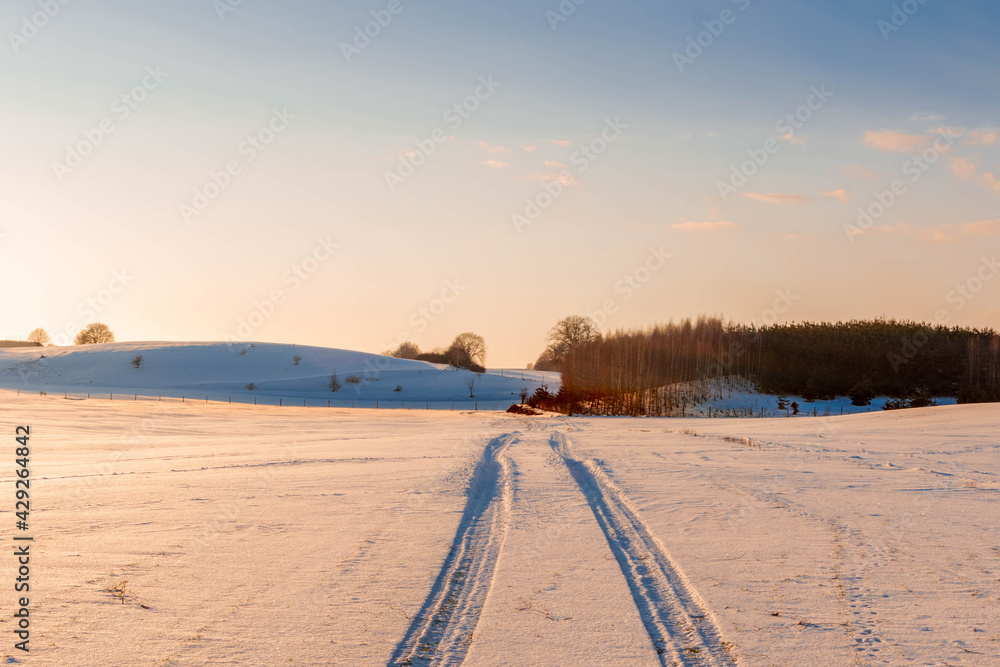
[848,378,875,406]
[345,375,362,385]
[328,374,342,392]
[394,385,402,392]
[957,385,1000,404]
[246,383,257,391]
[131,355,143,369]
[292,355,302,366]
[882,397,909,410]
[908,388,937,408]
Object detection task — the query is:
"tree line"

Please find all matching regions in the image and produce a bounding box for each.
[529,316,1000,415]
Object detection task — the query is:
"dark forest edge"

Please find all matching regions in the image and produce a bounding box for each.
[526,315,1000,416]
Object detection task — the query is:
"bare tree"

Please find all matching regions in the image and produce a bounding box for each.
[536,315,601,370]
[74,323,115,345]
[389,341,421,359]
[465,374,479,398]
[27,328,51,346]
[448,332,487,370]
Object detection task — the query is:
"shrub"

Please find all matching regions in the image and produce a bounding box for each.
[394,385,402,392]
[345,375,362,385]
[328,373,342,392]
[957,385,1000,404]
[882,397,909,410]
[848,378,875,406]
[131,355,143,369]
[292,355,302,366]
[246,383,257,391]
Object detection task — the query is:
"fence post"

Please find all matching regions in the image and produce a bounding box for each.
[376,400,379,409]
[279,398,282,407]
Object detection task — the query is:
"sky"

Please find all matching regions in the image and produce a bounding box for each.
[1,0,999,367]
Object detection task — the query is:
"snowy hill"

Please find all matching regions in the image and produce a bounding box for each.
[0,341,558,409]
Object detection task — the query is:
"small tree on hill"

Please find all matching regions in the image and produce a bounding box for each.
[28,328,51,346]
[74,323,115,345]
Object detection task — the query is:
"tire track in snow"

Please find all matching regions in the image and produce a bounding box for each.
[549,432,736,666]
[388,433,516,667]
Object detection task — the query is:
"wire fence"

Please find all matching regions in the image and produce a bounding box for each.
[3,387,516,411]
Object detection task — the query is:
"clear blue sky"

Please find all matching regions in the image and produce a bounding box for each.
[2,0,999,365]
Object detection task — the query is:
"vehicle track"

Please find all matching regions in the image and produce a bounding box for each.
[549,431,736,666]
[388,433,516,667]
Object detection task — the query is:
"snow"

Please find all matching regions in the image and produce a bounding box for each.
[3,388,998,665]
[0,342,558,410]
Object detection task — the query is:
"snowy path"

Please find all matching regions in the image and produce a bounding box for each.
[389,433,516,666]
[548,431,735,666]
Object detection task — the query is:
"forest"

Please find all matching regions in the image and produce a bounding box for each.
[530,316,1000,416]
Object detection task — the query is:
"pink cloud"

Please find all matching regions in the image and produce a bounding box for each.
[921,219,1000,243]
[475,141,513,154]
[964,129,998,146]
[822,188,850,203]
[951,158,1000,195]
[781,133,805,146]
[951,157,978,181]
[864,130,929,153]
[743,193,811,204]
[542,160,566,168]
[520,171,578,186]
[477,160,509,169]
[550,139,573,147]
[672,220,738,232]
[843,164,878,179]
[521,145,537,152]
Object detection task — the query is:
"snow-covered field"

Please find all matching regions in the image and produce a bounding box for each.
[3,391,997,665]
[0,342,559,410]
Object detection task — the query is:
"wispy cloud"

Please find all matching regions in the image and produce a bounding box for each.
[520,171,578,186]
[542,160,566,168]
[521,145,537,152]
[475,141,513,154]
[843,164,878,179]
[910,112,945,122]
[781,133,805,146]
[821,188,850,203]
[921,219,1000,243]
[672,219,738,232]
[964,129,998,146]
[743,193,811,204]
[550,139,573,147]
[864,130,929,153]
[477,159,509,169]
[950,157,1000,195]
